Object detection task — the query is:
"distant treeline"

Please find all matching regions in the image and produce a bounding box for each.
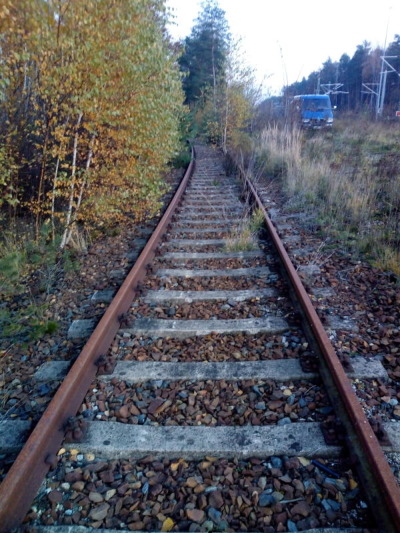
[283,36,400,114]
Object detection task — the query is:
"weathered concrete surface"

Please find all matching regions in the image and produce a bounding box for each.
[32,356,388,384]
[182,198,238,204]
[157,267,271,278]
[297,264,322,285]
[67,319,96,340]
[348,356,388,380]
[276,212,316,222]
[290,247,314,257]
[126,251,140,262]
[91,289,116,303]
[3,419,398,458]
[282,235,301,243]
[101,359,317,383]
[382,422,400,452]
[267,207,281,219]
[274,223,293,231]
[176,212,244,219]
[297,264,322,276]
[325,316,360,333]
[170,227,233,234]
[0,420,32,453]
[128,238,147,251]
[144,288,278,303]
[34,360,70,381]
[164,239,228,247]
[310,287,334,299]
[65,421,342,459]
[109,269,125,280]
[175,218,244,226]
[122,316,289,338]
[179,206,243,213]
[174,219,242,225]
[162,251,264,260]
[181,201,240,207]
[102,357,388,383]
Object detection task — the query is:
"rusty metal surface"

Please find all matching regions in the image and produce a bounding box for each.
[244,175,400,532]
[0,150,195,532]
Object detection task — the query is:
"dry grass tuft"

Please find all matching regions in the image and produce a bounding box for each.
[225,209,264,252]
[254,119,400,275]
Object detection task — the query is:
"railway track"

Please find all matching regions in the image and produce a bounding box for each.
[0,144,400,532]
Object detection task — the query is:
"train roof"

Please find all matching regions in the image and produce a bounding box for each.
[293,94,330,100]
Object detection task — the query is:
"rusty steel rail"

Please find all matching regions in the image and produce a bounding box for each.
[244,174,400,533]
[0,149,195,532]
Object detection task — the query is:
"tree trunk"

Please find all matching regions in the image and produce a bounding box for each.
[60,112,83,250]
[35,126,50,241]
[75,133,94,216]
[51,156,60,242]
[51,115,70,242]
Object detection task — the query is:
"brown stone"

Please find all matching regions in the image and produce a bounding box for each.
[268,401,283,410]
[292,479,304,493]
[48,490,62,504]
[148,398,165,415]
[291,501,311,517]
[128,521,145,531]
[282,484,294,499]
[88,461,108,472]
[115,499,123,515]
[284,458,300,469]
[89,503,110,521]
[65,469,83,483]
[150,484,163,496]
[197,494,207,510]
[275,511,287,525]
[99,470,115,483]
[89,491,104,503]
[187,509,205,522]
[130,404,141,415]
[208,490,224,509]
[117,483,130,495]
[118,405,130,418]
[72,481,85,492]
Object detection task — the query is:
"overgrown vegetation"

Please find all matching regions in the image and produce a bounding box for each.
[225,208,264,252]
[178,0,259,153]
[0,0,187,343]
[0,0,184,248]
[251,120,400,275]
[0,221,80,342]
[1,0,259,345]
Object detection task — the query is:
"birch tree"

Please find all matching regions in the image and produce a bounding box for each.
[0,0,184,246]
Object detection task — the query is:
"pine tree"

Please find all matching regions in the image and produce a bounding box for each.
[179,0,230,107]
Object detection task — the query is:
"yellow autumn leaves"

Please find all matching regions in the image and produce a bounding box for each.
[0,0,184,246]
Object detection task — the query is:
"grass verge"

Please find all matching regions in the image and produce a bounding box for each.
[253,119,400,276]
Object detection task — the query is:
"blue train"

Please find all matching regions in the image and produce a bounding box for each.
[291,94,334,129]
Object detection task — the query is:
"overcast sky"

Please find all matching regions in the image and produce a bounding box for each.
[166,0,399,96]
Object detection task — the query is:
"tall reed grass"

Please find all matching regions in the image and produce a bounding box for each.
[254,120,400,275]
